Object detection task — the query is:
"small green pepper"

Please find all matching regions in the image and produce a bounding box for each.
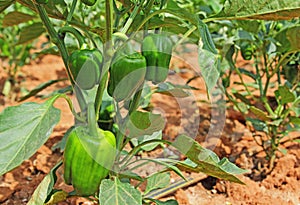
[240,43,254,61]
[81,0,97,6]
[108,52,147,102]
[68,49,103,90]
[63,126,116,196]
[142,33,173,84]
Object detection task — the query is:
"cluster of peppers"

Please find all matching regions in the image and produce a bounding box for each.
[64,33,173,196]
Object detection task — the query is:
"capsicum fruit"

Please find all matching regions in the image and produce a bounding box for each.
[108,52,147,102]
[142,33,173,84]
[63,126,116,196]
[81,0,97,6]
[68,49,103,90]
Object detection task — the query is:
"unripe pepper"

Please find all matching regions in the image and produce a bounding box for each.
[108,52,147,102]
[240,43,254,60]
[68,49,103,90]
[81,0,97,6]
[63,126,116,196]
[142,33,173,84]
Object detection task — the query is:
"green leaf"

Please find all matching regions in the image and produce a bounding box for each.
[290,116,300,125]
[172,135,247,184]
[246,118,268,132]
[156,82,192,98]
[198,21,218,54]
[0,95,61,176]
[214,0,300,20]
[125,111,165,138]
[198,48,221,92]
[145,172,170,194]
[17,22,46,45]
[131,131,162,151]
[19,78,67,102]
[276,85,296,105]
[3,11,36,27]
[99,179,142,205]
[0,0,14,13]
[286,26,300,51]
[16,0,67,19]
[249,106,270,121]
[27,162,66,205]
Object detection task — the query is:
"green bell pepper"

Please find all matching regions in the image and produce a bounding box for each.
[108,52,147,102]
[68,49,103,90]
[63,126,116,196]
[142,33,173,84]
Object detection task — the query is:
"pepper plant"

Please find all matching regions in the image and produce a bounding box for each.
[216,19,300,172]
[0,0,299,204]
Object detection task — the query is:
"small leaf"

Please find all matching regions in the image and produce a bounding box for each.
[99,178,142,205]
[0,95,61,176]
[131,131,162,151]
[145,172,170,194]
[198,48,221,93]
[18,22,45,45]
[27,161,64,205]
[3,11,36,27]
[156,82,192,98]
[249,106,270,121]
[277,85,296,105]
[246,118,268,132]
[125,111,165,138]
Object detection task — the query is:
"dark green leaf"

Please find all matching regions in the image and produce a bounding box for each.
[0,95,61,176]
[246,118,268,132]
[238,68,257,80]
[99,179,142,205]
[17,22,46,45]
[3,11,36,27]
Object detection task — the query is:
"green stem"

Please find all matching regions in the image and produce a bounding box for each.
[87,102,98,137]
[33,3,86,112]
[66,0,78,24]
[94,0,114,120]
[58,26,85,48]
[120,1,144,34]
[128,87,144,114]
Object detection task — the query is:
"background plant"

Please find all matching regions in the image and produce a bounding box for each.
[214,19,300,173]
